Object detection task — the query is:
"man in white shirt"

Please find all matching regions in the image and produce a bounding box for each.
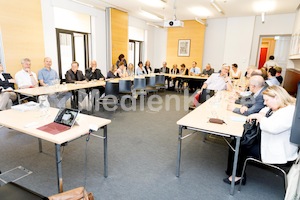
[15,58,38,89]
[189,61,201,76]
[193,65,232,106]
[188,61,201,92]
[0,64,17,110]
[263,55,278,69]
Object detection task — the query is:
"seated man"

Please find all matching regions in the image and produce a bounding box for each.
[65,61,88,109]
[227,75,266,116]
[193,65,232,106]
[202,63,214,77]
[38,57,72,108]
[189,61,201,92]
[15,58,38,89]
[266,67,280,86]
[15,58,39,102]
[0,64,17,110]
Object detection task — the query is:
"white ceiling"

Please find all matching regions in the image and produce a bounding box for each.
[74,0,300,22]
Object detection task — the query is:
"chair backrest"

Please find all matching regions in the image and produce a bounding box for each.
[146,76,156,87]
[133,78,146,90]
[119,79,132,93]
[155,74,165,85]
[105,81,119,97]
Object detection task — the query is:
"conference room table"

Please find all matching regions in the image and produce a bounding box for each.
[14,81,106,103]
[176,91,245,195]
[0,107,111,193]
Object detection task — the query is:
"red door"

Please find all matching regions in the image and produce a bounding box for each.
[258,48,268,69]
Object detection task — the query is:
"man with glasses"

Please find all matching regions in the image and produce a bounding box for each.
[227,75,266,116]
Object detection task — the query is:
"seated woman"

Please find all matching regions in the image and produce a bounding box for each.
[115,61,128,78]
[224,85,298,185]
[107,65,118,79]
[230,63,241,79]
[127,63,135,77]
[136,61,145,76]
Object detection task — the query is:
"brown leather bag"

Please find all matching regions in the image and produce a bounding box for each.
[208,118,226,124]
[48,187,94,200]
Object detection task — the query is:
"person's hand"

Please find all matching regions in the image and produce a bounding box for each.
[227,103,235,111]
[247,113,263,123]
[240,106,248,114]
[8,79,15,83]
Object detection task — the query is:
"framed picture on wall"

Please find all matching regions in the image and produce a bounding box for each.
[178,39,190,57]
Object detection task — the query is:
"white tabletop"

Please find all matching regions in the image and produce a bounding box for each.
[0,108,111,144]
[14,81,106,96]
[177,91,245,137]
[165,74,208,80]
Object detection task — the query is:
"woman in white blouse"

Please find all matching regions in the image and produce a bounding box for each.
[224,85,298,185]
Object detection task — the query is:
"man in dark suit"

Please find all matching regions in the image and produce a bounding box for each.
[85,60,105,81]
[65,61,88,109]
[227,75,266,116]
[0,64,17,110]
[65,61,87,83]
[160,61,170,88]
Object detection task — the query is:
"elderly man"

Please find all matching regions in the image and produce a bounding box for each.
[38,57,72,108]
[65,61,88,109]
[15,58,38,89]
[85,60,105,81]
[202,63,214,76]
[0,64,17,110]
[227,75,266,116]
[193,65,232,106]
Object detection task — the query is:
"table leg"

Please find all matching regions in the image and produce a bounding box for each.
[38,138,43,153]
[103,125,108,178]
[176,125,183,177]
[55,144,63,193]
[230,136,241,195]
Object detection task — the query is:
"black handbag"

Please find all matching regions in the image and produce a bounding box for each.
[240,109,273,148]
[240,120,261,148]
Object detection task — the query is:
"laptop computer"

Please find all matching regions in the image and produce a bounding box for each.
[37,108,80,135]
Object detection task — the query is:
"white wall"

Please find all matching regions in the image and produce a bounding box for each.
[40,0,107,74]
[203,18,227,71]
[203,13,296,75]
[223,17,255,73]
[128,16,167,69]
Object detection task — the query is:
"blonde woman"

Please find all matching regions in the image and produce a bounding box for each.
[224,85,298,185]
[127,63,135,77]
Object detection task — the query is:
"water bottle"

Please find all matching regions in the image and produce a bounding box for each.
[39,95,50,116]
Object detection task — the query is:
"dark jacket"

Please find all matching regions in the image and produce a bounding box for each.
[85,68,105,81]
[65,69,86,83]
[107,71,118,79]
[171,68,180,74]
[160,67,170,73]
[0,73,15,89]
[233,86,267,116]
[144,66,152,74]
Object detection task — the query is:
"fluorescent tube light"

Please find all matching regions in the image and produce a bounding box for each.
[195,17,207,26]
[140,8,164,21]
[210,0,224,14]
[146,22,164,28]
[72,0,94,8]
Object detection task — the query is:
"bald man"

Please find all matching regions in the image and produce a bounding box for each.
[227,75,267,116]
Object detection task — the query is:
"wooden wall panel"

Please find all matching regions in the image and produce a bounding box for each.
[0,0,45,77]
[166,20,205,70]
[111,8,128,66]
[284,68,300,96]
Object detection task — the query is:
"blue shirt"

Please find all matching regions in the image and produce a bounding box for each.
[38,67,58,85]
[190,67,201,75]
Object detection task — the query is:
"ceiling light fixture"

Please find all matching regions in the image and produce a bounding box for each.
[140,8,164,21]
[139,0,166,8]
[146,22,164,28]
[72,0,94,8]
[210,0,224,15]
[195,17,207,26]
